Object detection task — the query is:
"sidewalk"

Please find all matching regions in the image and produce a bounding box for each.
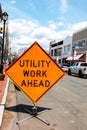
[0,65,9,127]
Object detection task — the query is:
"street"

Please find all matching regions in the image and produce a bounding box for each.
[1,75,87,130]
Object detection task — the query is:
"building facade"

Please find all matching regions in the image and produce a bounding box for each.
[49,28,87,64]
[62,36,72,63]
[72,28,87,62]
[49,40,63,63]
[49,36,72,64]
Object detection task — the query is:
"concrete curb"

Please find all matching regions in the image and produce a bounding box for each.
[0,78,10,128]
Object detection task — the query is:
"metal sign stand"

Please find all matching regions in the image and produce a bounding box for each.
[16,104,50,125]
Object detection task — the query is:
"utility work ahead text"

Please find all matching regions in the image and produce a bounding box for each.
[19,59,51,87]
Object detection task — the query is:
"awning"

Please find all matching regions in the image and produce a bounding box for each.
[66,53,84,61]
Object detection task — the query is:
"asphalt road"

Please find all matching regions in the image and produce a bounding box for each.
[1,75,87,130]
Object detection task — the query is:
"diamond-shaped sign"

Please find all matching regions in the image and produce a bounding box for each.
[5,41,66,104]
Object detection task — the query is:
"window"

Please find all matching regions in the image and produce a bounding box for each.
[80,63,87,66]
[76,62,79,66]
[51,50,53,56]
[74,39,86,49]
[64,46,67,53]
[54,49,58,56]
[64,45,70,53]
[58,48,62,56]
[54,48,62,56]
[79,40,85,48]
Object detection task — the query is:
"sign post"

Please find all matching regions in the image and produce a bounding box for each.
[5,41,66,125]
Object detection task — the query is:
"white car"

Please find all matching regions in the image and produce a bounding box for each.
[59,63,70,72]
[68,62,87,77]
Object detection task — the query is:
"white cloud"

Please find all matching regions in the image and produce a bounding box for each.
[48,20,64,30]
[8,19,87,54]
[10,0,16,4]
[9,19,59,53]
[60,0,68,13]
[69,22,87,33]
[9,19,38,34]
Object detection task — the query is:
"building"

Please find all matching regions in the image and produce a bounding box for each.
[67,28,87,62]
[49,36,72,64]
[62,36,72,63]
[49,39,63,63]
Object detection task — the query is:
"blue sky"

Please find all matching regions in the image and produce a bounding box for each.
[1,0,87,53]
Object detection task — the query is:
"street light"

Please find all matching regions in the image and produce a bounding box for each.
[0,12,8,73]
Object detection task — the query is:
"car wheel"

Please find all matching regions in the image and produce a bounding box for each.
[68,69,71,75]
[79,70,83,78]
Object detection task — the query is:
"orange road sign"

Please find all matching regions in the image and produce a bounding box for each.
[5,41,66,104]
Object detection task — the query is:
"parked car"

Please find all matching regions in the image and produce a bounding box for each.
[68,62,87,78]
[59,63,70,72]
